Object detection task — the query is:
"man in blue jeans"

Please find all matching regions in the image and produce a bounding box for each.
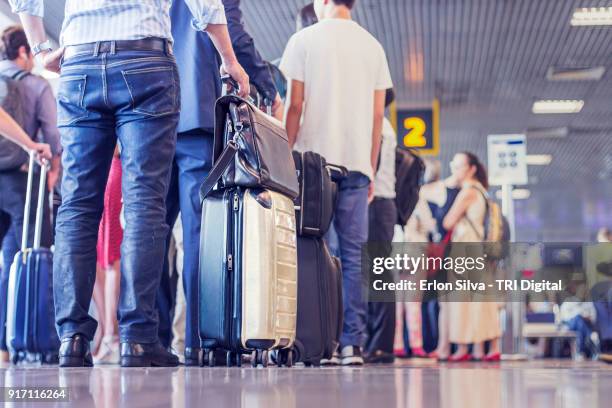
[11,0,249,367]
[158,0,283,365]
[281,0,392,365]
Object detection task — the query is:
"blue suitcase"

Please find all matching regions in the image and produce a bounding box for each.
[6,153,59,364]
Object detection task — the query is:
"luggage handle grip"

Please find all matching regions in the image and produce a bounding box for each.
[325,163,349,181]
[221,74,240,97]
[221,74,273,116]
[20,152,49,251]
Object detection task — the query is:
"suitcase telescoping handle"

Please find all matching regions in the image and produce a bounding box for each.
[21,151,49,251]
[325,163,349,183]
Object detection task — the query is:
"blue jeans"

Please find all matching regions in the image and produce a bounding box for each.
[326,171,370,348]
[564,315,595,356]
[54,46,179,343]
[157,131,214,349]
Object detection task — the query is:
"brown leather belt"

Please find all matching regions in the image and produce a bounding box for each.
[63,38,172,59]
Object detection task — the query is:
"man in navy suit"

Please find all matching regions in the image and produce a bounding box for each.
[159,0,283,365]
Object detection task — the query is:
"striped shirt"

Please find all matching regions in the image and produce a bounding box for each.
[9,0,227,46]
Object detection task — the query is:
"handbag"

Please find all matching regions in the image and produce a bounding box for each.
[199,77,299,201]
[425,230,453,277]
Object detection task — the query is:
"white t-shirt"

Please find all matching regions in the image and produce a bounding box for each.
[374,118,397,198]
[280,18,393,180]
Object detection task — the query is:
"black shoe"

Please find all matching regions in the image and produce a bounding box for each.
[184,347,202,367]
[59,335,93,367]
[364,350,395,364]
[120,342,180,367]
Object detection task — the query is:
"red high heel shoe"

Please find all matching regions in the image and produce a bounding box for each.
[483,353,501,362]
[394,348,408,358]
[448,353,473,362]
[411,347,427,358]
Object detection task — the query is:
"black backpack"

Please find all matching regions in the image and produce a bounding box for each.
[395,148,425,226]
[0,70,30,171]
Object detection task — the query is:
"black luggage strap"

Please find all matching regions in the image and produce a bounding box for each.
[199,140,239,201]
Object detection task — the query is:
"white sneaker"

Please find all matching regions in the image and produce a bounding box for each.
[93,336,119,365]
[340,345,364,366]
[320,350,341,366]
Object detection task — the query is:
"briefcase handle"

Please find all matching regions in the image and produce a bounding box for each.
[21,151,49,252]
[221,74,272,115]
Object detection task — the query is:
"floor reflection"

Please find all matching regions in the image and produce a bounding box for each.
[0,361,609,408]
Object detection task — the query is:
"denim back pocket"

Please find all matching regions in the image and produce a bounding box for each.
[121,66,178,117]
[57,75,88,126]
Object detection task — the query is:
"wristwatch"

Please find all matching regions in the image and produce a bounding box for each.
[32,40,52,57]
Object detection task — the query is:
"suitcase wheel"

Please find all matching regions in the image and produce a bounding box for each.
[284,349,294,368]
[274,349,294,368]
[260,350,269,368]
[250,349,269,368]
[225,351,242,368]
[203,349,216,367]
[235,352,242,367]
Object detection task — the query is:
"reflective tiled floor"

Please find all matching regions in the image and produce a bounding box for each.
[1,359,610,407]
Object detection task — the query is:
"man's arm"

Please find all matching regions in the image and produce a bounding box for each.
[184,0,250,97]
[371,89,386,176]
[0,106,51,160]
[9,1,65,73]
[224,0,283,118]
[205,24,249,98]
[285,79,305,148]
[368,89,386,202]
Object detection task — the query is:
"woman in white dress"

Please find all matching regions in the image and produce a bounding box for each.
[442,152,501,362]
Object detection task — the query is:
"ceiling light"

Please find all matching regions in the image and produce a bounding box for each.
[571,7,612,26]
[546,66,605,81]
[532,100,584,114]
[526,127,569,139]
[495,189,531,200]
[526,154,552,166]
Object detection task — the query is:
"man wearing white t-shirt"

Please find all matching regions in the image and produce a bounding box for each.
[280,0,393,365]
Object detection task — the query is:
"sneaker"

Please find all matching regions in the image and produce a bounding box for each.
[320,350,341,366]
[340,345,364,366]
[93,336,120,365]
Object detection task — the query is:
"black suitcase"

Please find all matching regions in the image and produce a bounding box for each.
[292,151,347,238]
[292,236,343,366]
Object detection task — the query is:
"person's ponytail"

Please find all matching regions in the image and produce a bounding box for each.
[461,151,489,190]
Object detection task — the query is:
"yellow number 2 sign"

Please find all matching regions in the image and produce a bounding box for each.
[392,99,439,156]
[403,117,427,148]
